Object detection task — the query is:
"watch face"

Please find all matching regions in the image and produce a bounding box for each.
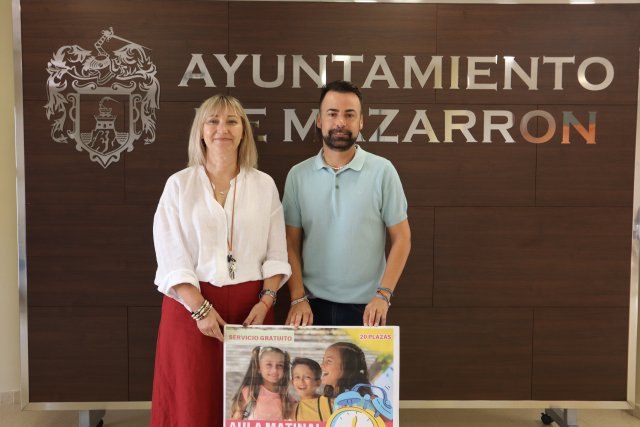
[328,407,382,427]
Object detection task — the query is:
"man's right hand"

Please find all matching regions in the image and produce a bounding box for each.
[286,300,313,327]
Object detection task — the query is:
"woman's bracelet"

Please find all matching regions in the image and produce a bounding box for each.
[191,299,212,321]
[191,300,208,318]
[192,301,211,321]
[377,286,394,297]
[374,292,391,307]
[258,289,277,305]
[290,295,309,306]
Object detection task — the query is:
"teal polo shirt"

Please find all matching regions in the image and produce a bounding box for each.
[283,146,408,304]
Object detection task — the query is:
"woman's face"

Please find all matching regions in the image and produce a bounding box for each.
[292,364,320,399]
[320,346,343,387]
[202,108,243,152]
[259,351,285,386]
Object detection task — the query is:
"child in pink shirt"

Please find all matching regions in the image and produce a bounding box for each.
[231,346,295,420]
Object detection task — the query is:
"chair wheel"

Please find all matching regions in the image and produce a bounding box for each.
[540,412,553,425]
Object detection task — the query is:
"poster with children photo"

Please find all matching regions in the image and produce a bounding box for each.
[224,325,398,427]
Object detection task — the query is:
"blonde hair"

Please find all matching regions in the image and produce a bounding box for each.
[187,94,258,169]
[231,346,293,419]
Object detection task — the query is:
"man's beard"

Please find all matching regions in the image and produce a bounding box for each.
[323,128,357,152]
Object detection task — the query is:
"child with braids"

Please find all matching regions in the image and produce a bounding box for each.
[231,346,295,420]
[289,342,372,421]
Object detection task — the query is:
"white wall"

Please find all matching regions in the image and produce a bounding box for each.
[0,0,20,395]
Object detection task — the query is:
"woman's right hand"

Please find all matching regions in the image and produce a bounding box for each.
[172,284,227,341]
[196,307,227,342]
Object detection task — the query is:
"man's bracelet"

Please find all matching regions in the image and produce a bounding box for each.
[258,289,278,305]
[374,292,391,307]
[290,295,309,306]
[377,287,394,297]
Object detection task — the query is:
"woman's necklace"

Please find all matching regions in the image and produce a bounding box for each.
[226,178,238,279]
[210,173,238,279]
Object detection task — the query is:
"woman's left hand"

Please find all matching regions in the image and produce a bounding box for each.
[243,301,270,326]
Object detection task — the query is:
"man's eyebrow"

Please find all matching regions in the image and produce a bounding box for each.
[325,108,357,112]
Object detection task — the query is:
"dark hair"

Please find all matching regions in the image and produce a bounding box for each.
[231,346,293,419]
[319,80,363,105]
[316,80,363,143]
[323,342,370,398]
[291,357,322,381]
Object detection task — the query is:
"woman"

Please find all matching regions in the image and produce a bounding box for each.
[150,94,291,426]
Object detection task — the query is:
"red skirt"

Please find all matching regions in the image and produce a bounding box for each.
[150,280,273,427]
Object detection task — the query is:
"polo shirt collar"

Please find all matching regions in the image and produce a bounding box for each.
[314,145,365,172]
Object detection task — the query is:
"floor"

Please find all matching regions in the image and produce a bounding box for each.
[3,405,640,427]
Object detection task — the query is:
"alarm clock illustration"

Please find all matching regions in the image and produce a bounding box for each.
[327,405,385,427]
[326,384,393,427]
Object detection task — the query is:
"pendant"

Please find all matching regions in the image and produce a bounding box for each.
[227,253,237,279]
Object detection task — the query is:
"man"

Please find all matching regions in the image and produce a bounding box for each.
[282,80,411,327]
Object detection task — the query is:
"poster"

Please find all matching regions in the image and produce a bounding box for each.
[224,325,399,427]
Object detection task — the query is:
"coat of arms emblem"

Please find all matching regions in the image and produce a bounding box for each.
[45,28,160,168]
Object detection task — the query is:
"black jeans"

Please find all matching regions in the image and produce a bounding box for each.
[309,297,366,326]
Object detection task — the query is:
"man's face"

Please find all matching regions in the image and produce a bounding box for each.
[316,91,363,151]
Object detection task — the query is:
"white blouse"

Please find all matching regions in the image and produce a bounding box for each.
[153,166,291,304]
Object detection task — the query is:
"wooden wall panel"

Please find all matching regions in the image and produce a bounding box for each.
[434,207,631,307]
[128,307,161,401]
[27,256,160,307]
[438,5,640,56]
[23,102,126,205]
[26,203,158,306]
[363,104,538,206]
[26,204,155,258]
[436,5,640,105]
[366,143,536,208]
[19,0,639,404]
[21,0,230,102]
[228,2,437,104]
[124,102,196,204]
[28,307,128,402]
[390,307,533,400]
[536,106,635,206]
[532,308,629,401]
[231,3,436,54]
[390,207,434,307]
